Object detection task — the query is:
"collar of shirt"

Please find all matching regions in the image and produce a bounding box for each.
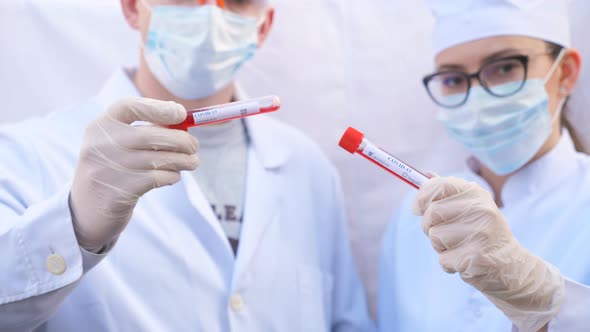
[94,68,290,170]
[189,120,246,148]
[465,131,579,208]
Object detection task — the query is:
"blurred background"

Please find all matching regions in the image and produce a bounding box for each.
[1,0,588,315]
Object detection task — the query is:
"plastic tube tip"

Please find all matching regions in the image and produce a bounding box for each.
[271,95,281,108]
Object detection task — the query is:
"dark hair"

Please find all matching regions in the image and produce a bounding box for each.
[546,41,564,59]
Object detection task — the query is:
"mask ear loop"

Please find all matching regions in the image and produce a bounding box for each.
[552,92,568,123]
[254,4,273,39]
[543,48,567,84]
[551,85,569,123]
[138,0,152,12]
[549,85,569,126]
[253,7,270,46]
[541,48,568,122]
[256,13,267,28]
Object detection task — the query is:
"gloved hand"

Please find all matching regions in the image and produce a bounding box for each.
[413,176,564,332]
[70,97,199,252]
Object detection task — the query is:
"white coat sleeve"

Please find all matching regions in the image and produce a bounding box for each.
[328,172,376,332]
[510,278,590,332]
[547,278,590,331]
[0,132,107,331]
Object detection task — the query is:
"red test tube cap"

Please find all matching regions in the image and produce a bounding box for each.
[339,127,365,154]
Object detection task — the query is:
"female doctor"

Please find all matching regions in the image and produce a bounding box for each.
[379,0,590,331]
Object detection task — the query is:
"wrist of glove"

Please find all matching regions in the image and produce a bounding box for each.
[68,192,121,253]
[414,176,564,332]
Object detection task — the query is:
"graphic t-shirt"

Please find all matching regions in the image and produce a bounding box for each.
[189,119,248,255]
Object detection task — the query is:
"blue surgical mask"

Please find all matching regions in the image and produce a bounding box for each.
[437,50,567,175]
[141,2,260,100]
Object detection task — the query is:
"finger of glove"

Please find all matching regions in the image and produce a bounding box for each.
[420,184,482,234]
[87,169,184,199]
[438,241,480,274]
[102,123,199,154]
[129,170,183,196]
[413,176,471,216]
[425,171,439,179]
[107,150,199,172]
[426,215,487,253]
[439,233,515,279]
[106,97,186,125]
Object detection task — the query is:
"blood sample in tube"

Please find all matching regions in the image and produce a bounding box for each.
[169,95,281,131]
[339,127,429,189]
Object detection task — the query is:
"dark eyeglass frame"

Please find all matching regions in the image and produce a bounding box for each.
[422,55,530,109]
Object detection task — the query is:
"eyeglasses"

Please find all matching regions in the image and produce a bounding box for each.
[422,54,537,109]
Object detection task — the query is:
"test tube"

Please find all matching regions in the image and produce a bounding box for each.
[169,95,281,131]
[339,127,429,189]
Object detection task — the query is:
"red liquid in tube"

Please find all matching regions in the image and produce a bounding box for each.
[169,95,281,131]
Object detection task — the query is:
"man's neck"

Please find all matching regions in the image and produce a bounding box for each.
[132,59,235,111]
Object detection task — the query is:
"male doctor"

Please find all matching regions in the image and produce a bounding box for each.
[0,0,372,331]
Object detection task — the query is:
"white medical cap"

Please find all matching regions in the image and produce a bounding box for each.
[426,0,572,55]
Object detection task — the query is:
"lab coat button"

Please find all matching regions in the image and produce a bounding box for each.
[46,254,66,275]
[230,294,245,312]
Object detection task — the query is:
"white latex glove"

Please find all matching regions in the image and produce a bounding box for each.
[413,176,564,332]
[70,97,199,252]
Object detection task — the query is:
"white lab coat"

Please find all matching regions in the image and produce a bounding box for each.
[378,133,590,332]
[0,69,374,332]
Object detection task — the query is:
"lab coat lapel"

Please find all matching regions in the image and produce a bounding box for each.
[180,172,234,257]
[232,117,290,284]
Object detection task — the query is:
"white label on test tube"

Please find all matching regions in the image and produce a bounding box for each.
[360,139,429,188]
[192,101,260,125]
